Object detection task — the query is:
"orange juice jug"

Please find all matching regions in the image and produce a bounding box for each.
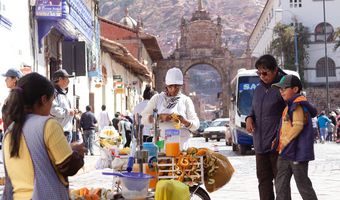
[165,142,180,157]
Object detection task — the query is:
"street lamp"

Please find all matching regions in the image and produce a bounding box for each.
[322,0,330,113]
[275,9,299,74]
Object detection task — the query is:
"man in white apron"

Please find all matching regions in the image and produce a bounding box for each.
[141,67,199,150]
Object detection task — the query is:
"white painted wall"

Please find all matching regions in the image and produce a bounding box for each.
[100,50,145,117]
[250,0,340,84]
[0,0,33,111]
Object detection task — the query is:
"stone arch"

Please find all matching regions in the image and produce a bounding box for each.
[155,2,252,117]
[183,62,225,119]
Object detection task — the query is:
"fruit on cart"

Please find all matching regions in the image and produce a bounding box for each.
[119,147,130,155]
[99,137,122,148]
[171,113,181,129]
[0,177,5,185]
[186,147,198,155]
[196,148,208,156]
[70,187,103,200]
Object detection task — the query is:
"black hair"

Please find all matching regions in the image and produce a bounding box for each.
[143,85,155,100]
[86,105,92,112]
[5,72,55,157]
[255,54,278,71]
[115,112,120,118]
[101,105,106,110]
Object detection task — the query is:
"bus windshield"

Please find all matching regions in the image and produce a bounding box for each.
[237,76,260,116]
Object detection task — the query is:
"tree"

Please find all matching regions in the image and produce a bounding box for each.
[269,23,310,81]
[334,27,340,50]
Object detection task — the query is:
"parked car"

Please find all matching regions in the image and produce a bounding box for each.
[203,118,230,142]
[192,121,210,137]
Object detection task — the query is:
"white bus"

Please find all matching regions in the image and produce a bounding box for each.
[229,68,299,155]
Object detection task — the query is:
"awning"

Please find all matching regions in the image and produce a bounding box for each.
[140,33,163,61]
[35,0,92,49]
[100,36,152,81]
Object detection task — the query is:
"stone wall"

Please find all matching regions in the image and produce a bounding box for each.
[305,86,340,112]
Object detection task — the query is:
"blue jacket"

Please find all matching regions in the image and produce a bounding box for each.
[317,115,331,129]
[279,94,317,162]
[248,69,286,154]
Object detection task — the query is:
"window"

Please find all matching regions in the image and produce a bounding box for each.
[314,22,334,42]
[290,0,302,8]
[316,57,336,77]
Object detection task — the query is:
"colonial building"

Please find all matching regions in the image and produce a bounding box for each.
[99,13,163,115]
[156,1,252,117]
[249,0,340,111]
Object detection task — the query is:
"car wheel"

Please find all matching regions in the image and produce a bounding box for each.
[217,138,220,142]
[239,145,249,155]
[205,138,209,142]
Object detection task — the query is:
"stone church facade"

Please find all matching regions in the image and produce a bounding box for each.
[155,2,253,117]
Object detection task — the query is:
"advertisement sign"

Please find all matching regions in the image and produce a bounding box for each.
[36,0,63,17]
[114,81,124,94]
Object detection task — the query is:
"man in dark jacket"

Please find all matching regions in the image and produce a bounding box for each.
[246,54,287,200]
[112,112,121,131]
[80,105,97,155]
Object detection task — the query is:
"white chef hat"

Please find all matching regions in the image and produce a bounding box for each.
[165,67,183,85]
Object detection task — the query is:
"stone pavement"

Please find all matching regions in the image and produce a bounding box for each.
[1,139,340,199]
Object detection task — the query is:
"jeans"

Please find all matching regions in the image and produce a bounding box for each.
[64,131,73,143]
[319,128,327,142]
[83,130,95,155]
[256,152,279,200]
[326,132,333,141]
[276,157,317,200]
[124,130,132,148]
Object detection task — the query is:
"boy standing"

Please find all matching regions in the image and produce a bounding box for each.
[272,74,318,200]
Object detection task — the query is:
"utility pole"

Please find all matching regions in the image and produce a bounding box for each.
[293,23,299,75]
[323,0,330,113]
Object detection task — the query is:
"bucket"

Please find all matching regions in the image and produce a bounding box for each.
[102,172,153,199]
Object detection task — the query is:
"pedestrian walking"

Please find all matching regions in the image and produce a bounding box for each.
[311,117,319,143]
[50,69,75,143]
[80,105,97,155]
[118,117,132,148]
[317,111,331,144]
[328,111,337,141]
[72,109,83,143]
[112,112,121,131]
[98,105,111,131]
[245,54,288,200]
[336,109,340,141]
[2,73,86,200]
[141,67,199,150]
[272,74,318,200]
[133,85,156,142]
[1,68,23,132]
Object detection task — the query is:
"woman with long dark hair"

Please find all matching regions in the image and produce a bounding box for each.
[2,73,86,199]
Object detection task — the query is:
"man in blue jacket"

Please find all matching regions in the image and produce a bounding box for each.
[317,111,331,143]
[246,54,287,200]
